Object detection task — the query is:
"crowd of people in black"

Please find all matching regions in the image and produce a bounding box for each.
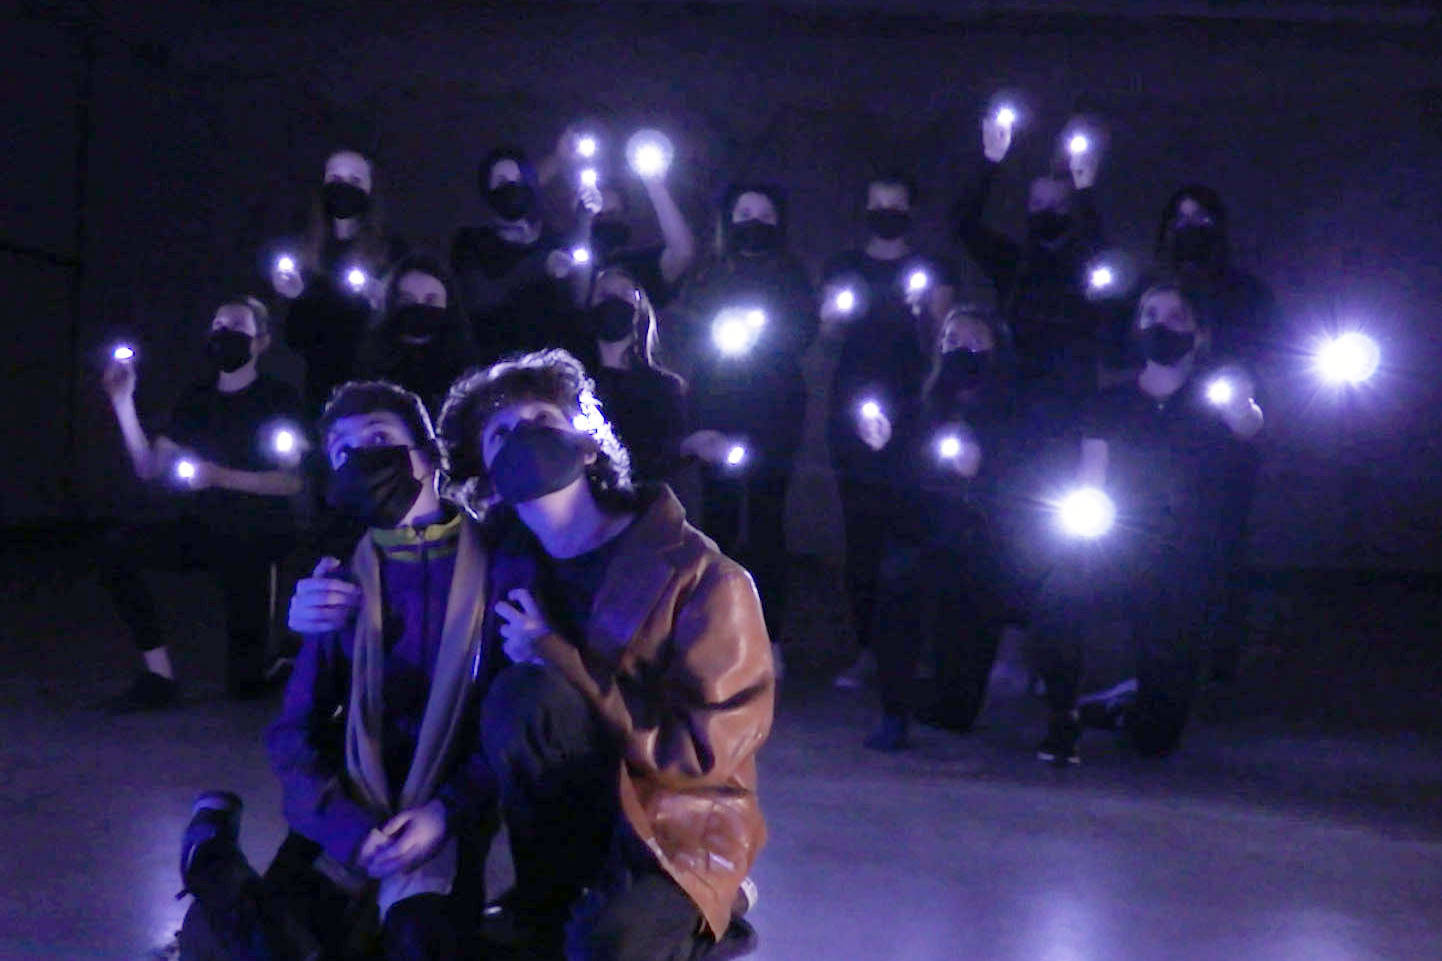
[96,108,1276,961]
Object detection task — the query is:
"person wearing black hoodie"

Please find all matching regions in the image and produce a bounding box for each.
[860,306,1019,751]
[355,253,481,417]
[451,147,586,363]
[672,184,814,648]
[954,115,1106,408]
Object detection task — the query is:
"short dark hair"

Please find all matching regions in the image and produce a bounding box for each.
[438,349,634,520]
[219,295,271,338]
[319,380,442,466]
[866,170,919,207]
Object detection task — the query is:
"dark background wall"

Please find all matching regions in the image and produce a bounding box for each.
[4,0,1441,569]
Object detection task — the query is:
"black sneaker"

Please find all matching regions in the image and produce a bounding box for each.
[863,713,910,752]
[1037,712,1082,766]
[180,791,244,889]
[107,671,180,714]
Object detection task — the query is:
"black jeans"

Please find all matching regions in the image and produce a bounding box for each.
[698,470,789,642]
[1029,545,1215,755]
[838,479,893,653]
[179,832,472,961]
[872,537,1003,729]
[98,520,291,692]
[481,665,720,961]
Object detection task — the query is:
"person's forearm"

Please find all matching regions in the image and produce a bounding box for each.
[212,467,303,497]
[645,179,697,284]
[111,398,158,479]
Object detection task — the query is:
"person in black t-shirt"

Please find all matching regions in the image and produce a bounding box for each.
[820,171,958,689]
[270,148,408,414]
[586,170,697,309]
[577,267,688,490]
[100,296,304,711]
[354,253,481,417]
[451,147,587,364]
[1029,282,1262,765]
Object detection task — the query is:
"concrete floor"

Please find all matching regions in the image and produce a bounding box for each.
[2,549,1441,961]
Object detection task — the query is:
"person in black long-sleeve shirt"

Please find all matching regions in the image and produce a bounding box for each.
[954,115,1106,406]
[270,148,408,415]
[674,184,814,645]
[576,267,688,489]
[859,306,1020,750]
[1029,281,1263,765]
[450,148,585,364]
[821,171,958,687]
[354,253,481,418]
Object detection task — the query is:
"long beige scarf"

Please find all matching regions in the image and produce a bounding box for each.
[341,516,487,918]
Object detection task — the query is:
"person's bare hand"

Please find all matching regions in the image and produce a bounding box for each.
[495,588,552,665]
[680,429,735,466]
[101,358,137,403]
[288,557,362,634]
[363,800,449,879]
[856,409,892,452]
[1070,149,1100,190]
[578,184,603,216]
[982,115,1014,163]
[545,249,575,279]
[271,263,304,300]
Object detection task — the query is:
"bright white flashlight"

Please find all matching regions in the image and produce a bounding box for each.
[907,269,930,294]
[1316,332,1380,385]
[713,309,765,357]
[626,129,674,179]
[175,459,197,483]
[995,105,1017,128]
[576,135,598,159]
[276,254,297,275]
[1068,133,1091,156]
[1206,377,1235,406]
[1088,265,1114,291]
[579,167,599,188]
[571,246,592,265]
[835,288,857,313]
[1058,487,1115,539]
[859,399,882,421]
[273,428,297,455]
[112,344,135,363]
[345,267,367,291]
[725,444,747,467]
[937,435,963,460]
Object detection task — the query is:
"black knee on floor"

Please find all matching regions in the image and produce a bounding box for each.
[481,663,590,767]
[383,894,458,961]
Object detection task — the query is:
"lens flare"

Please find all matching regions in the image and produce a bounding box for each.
[175,459,197,482]
[1206,378,1235,406]
[860,400,882,420]
[835,288,857,313]
[345,267,367,291]
[273,429,297,455]
[725,444,747,467]
[112,344,135,362]
[713,309,765,356]
[907,269,930,294]
[996,106,1018,128]
[1315,332,1380,385]
[1058,487,1115,539]
[571,246,592,265]
[579,167,599,188]
[276,254,297,274]
[1068,133,1091,156]
[937,435,963,460]
[1088,265,1114,291]
[576,135,598,159]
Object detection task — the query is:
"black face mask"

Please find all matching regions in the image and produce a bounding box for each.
[205,329,253,373]
[1138,325,1196,366]
[866,209,912,242]
[489,422,592,505]
[935,348,993,396]
[591,220,632,253]
[488,182,535,222]
[729,219,781,256]
[389,304,449,343]
[1028,211,1072,244]
[322,181,371,220]
[326,445,423,528]
[589,299,636,342]
[1171,224,1222,267]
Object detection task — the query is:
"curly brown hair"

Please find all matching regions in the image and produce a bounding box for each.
[437,348,635,520]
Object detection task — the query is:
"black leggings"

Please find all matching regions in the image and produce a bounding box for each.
[698,470,790,642]
[97,520,291,691]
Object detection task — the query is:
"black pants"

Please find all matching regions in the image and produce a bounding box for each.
[872,537,1002,729]
[482,665,717,961]
[179,832,472,961]
[98,520,291,692]
[698,470,789,642]
[838,479,892,652]
[1029,546,1214,756]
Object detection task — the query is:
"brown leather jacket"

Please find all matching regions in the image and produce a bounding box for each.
[530,487,775,938]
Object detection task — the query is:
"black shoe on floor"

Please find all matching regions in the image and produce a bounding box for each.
[864,713,910,752]
[181,791,244,888]
[107,671,180,714]
[1037,711,1082,766]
